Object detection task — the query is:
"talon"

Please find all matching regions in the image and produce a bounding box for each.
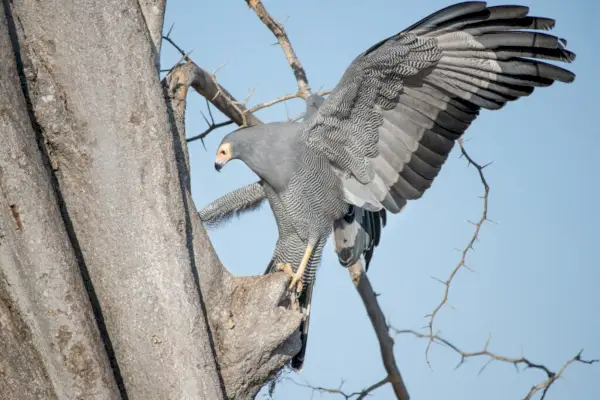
[275,263,295,277]
[288,274,304,293]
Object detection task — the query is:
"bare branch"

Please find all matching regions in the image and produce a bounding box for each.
[247,89,332,114]
[424,138,491,365]
[162,38,261,133]
[291,376,390,400]
[349,263,410,400]
[394,329,597,400]
[187,101,235,144]
[245,0,312,98]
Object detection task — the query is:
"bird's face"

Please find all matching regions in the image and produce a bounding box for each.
[214,142,233,172]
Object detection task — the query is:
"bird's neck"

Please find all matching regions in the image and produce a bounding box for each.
[243,136,301,192]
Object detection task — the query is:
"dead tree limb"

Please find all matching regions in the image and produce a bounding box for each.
[424,138,491,365]
[394,329,598,400]
[349,263,410,400]
[291,376,390,400]
[245,0,311,99]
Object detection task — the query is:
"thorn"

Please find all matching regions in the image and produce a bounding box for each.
[166,22,175,38]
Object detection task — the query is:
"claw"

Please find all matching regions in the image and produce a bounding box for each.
[288,274,304,294]
[275,263,295,277]
[275,263,303,293]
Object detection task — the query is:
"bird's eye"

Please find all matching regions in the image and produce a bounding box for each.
[220,149,226,155]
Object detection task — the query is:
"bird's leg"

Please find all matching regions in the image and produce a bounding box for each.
[275,263,301,311]
[288,245,313,293]
[275,263,295,277]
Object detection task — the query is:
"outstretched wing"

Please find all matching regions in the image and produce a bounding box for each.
[303,2,575,213]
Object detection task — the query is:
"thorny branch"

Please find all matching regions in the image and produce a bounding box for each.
[394,329,598,400]
[186,99,234,145]
[247,89,332,115]
[424,137,491,365]
[291,377,390,400]
[245,0,312,99]
[162,32,325,143]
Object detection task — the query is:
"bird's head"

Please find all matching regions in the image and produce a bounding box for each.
[213,126,257,172]
[214,141,234,172]
[213,123,293,185]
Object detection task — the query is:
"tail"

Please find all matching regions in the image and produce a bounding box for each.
[333,206,387,271]
[290,277,315,370]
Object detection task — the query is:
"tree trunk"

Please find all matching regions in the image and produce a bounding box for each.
[0,1,302,398]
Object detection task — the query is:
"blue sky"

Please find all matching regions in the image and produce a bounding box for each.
[161,1,598,398]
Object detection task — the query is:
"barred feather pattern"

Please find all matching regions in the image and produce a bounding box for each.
[262,183,326,370]
[301,1,575,214]
[198,182,266,228]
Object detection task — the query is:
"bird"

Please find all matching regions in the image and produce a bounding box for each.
[212,1,576,296]
[199,96,386,370]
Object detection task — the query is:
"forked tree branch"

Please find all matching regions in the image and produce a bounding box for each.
[394,329,598,400]
[291,376,390,400]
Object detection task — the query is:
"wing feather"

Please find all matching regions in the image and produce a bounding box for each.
[303,1,574,213]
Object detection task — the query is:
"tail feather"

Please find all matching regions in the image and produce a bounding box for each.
[333,207,387,271]
[290,278,315,370]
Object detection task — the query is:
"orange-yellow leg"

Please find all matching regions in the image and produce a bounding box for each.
[288,245,313,293]
[275,263,294,277]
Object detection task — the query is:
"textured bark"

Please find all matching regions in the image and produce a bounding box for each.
[0,0,303,397]
[8,0,224,396]
[139,0,166,68]
[0,5,120,399]
[165,65,303,399]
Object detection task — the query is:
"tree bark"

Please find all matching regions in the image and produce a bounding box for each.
[1,0,302,398]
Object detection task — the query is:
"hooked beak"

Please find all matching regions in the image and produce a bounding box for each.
[215,143,232,172]
[214,153,230,172]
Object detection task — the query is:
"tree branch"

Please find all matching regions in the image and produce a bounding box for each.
[162,37,262,130]
[247,89,331,114]
[394,329,598,400]
[349,263,410,400]
[245,0,312,98]
[291,376,390,400]
[186,100,234,144]
[424,138,491,365]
